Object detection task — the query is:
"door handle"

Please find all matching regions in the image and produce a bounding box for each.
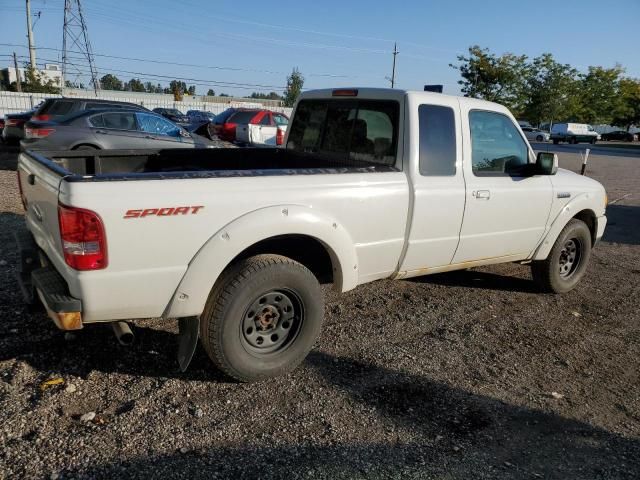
[473,190,491,199]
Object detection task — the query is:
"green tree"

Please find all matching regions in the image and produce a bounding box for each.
[450,46,529,114]
[578,66,625,124]
[125,78,146,92]
[206,88,215,96]
[250,91,282,100]
[283,68,304,107]
[165,80,188,100]
[100,74,123,91]
[611,77,640,130]
[522,54,581,126]
[187,85,196,95]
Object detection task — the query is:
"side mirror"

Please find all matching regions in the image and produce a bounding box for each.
[536,152,558,175]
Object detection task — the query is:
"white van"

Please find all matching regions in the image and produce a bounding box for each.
[550,123,599,145]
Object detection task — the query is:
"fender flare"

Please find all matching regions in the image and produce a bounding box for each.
[532,193,597,261]
[165,204,358,318]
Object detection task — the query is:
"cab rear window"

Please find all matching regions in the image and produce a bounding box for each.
[286,99,399,166]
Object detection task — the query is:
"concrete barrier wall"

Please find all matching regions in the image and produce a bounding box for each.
[0,90,292,117]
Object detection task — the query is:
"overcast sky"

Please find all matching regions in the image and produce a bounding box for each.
[1,0,639,96]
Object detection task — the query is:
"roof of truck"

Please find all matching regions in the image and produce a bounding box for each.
[299,88,508,112]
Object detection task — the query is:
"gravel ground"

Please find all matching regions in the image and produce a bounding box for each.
[0,144,639,479]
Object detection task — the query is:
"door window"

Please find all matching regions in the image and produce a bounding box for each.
[136,113,180,136]
[273,114,289,126]
[88,114,105,128]
[418,104,456,176]
[469,111,529,176]
[259,113,271,126]
[101,112,138,131]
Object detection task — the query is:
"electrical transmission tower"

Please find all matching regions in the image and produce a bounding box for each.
[62,0,99,95]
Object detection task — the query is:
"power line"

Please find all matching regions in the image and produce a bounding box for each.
[0,43,355,79]
[11,53,288,91]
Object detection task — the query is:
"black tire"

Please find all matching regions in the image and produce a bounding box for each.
[553,139,559,145]
[200,254,324,382]
[536,135,543,142]
[531,219,592,293]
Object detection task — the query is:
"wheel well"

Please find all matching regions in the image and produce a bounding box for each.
[72,143,100,150]
[573,209,597,246]
[231,235,335,285]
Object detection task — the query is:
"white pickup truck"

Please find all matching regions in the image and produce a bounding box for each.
[16,88,607,382]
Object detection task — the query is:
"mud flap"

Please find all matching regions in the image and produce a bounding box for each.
[177,316,199,372]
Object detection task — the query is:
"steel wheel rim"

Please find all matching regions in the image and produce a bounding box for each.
[240,289,304,355]
[559,238,582,279]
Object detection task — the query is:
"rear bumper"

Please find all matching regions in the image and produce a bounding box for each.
[15,228,83,330]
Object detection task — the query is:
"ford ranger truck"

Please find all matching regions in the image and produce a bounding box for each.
[15,88,608,382]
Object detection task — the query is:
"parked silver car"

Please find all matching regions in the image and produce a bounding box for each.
[521,127,550,142]
[21,109,219,151]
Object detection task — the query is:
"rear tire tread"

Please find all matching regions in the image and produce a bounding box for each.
[200,254,320,382]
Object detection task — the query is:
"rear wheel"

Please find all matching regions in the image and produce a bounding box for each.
[200,254,324,382]
[531,219,592,293]
[536,135,544,142]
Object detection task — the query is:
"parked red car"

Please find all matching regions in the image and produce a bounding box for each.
[217,109,287,143]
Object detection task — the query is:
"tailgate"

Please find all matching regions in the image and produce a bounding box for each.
[17,151,66,267]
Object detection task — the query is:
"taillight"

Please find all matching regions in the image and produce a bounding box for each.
[6,119,25,127]
[58,204,107,270]
[31,114,52,121]
[223,123,237,139]
[25,127,55,139]
[276,127,284,146]
[0,119,5,128]
[16,171,27,210]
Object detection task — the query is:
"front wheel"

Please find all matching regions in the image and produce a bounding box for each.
[200,254,324,382]
[531,219,592,293]
[536,135,544,142]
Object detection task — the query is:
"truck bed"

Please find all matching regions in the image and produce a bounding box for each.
[26,147,398,181]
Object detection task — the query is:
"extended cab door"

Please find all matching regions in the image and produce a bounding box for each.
[452,107,553,264]
[399,94,466,272]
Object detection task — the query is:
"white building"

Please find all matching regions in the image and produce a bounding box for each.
[2,63,62,87]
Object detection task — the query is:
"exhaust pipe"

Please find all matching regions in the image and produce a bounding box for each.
[111,321,134,346]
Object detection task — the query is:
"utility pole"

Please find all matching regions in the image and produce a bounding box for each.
[13,52,23,92]
[26,0,37,69]
[390,42,398,88]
